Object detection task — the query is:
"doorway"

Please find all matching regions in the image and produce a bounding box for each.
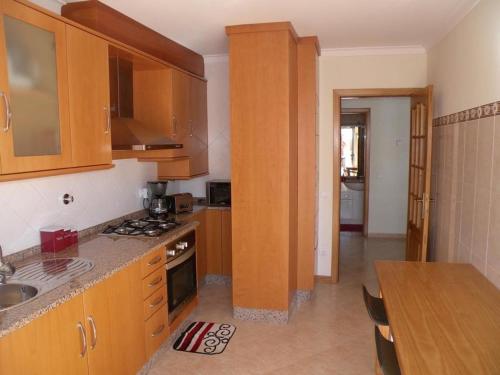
[331,87,433,283]
[340,108,370,236]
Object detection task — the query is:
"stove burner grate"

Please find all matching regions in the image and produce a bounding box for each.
[102,217,182,238]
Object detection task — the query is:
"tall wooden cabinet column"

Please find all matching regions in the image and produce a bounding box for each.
[226,22,298,319]
[297,37,320,292]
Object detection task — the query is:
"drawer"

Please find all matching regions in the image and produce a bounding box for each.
[145,304,169,358]
[142,266,165,299]
[144,285,167,320]
[141,246,166,278]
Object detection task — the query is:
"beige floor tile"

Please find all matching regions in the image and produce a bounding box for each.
[146,234,405,374]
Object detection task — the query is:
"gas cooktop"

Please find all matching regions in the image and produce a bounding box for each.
[101,217,182,238]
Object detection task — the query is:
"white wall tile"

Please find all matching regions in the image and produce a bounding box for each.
[0,159,157,256]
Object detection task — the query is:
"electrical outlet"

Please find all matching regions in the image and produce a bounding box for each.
[138,188,148,199]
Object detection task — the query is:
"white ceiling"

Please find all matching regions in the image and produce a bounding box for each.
[98,0,478,56]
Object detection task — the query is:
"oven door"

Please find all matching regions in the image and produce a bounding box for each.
[166,247,197,318]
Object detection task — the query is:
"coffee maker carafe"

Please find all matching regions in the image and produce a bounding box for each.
[145,181,169,218]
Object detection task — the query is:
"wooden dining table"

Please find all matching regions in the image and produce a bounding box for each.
[375,261,500,375]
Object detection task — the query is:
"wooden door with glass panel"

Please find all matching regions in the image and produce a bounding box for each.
[0,0,72,174]
[406,86,433,261]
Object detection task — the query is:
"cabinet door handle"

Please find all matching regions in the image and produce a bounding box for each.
[149,295,164,308]
[148,255,162,266]
[77,321,87,357]
[148,276,162,287]
[151,324,165,337]
[104,106,111,134]
[189,119,193,137]
[172,115,177,138]
[0,92,12,132]
[87,315,97,349]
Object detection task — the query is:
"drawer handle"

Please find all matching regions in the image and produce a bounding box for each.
[149,295,164,308]
[148,255,162,266]
[148,276,162,287]
[151,324,166,337]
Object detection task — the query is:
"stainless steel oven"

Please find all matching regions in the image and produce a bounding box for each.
[165,230,197,322]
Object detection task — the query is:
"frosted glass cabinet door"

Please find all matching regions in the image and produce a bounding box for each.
[0,0,71,174]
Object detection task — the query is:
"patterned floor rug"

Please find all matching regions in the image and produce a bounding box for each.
[173,321,236,355]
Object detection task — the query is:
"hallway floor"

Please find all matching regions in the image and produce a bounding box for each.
[147,233,405,375]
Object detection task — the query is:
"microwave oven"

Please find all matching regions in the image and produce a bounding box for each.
[206,180,231,207]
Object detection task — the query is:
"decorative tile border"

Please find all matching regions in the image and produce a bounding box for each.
[233,306,290,324]
[433,101,500,127]
[233,290,309,324]
[204,274,232,287]
[295,289,314,306]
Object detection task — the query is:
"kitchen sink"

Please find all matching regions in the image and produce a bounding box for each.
[0,283,38,311]
[0,257,95,312]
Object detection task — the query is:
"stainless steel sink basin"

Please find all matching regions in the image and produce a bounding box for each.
[0,283,38,311]
[0,257,94,312]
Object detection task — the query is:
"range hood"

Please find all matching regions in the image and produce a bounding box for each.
[111,118,183,151]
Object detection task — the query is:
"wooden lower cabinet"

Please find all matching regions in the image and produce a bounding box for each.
[140,245,170,359]
[221,209,232,276]
[83,261,145,375]
[206,209,223,274]
[205,208,232,276]
[145,305,169,358]
[0,294,88,375]
[0,260,150,375]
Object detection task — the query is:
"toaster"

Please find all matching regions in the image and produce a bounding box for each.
[166,193,193,214]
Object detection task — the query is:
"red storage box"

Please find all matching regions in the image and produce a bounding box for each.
[40,226,66,253]
[63,228,72,247]
[71,229,79,245]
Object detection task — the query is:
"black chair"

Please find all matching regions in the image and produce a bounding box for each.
[375,326,401,375]
[362,285,389,326]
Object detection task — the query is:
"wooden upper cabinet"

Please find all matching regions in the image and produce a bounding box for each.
[0,294,88,375]
[171,69,190,142]
[133,64,180,148]
[190,77,208,177]
[0,0,72,174]
[134,66,209,179]
[66,25,112,167]
[82,261,146,375]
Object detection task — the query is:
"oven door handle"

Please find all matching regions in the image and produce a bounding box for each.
[166,246,195,270]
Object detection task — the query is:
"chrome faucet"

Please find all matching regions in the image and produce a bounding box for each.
[0,245,15,284]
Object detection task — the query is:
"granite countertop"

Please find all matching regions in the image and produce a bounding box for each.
[0,208,207,338]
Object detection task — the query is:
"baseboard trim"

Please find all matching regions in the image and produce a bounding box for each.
[367,233,407,239]
[314,275,333,284]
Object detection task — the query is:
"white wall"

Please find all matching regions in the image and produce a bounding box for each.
[316,52,427,276]
[0,160,161,256]
[30,0,62,13]
[428,0,500,118]
[342,98,410,235]
[178,58,231,196]
[428,0,500,286]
